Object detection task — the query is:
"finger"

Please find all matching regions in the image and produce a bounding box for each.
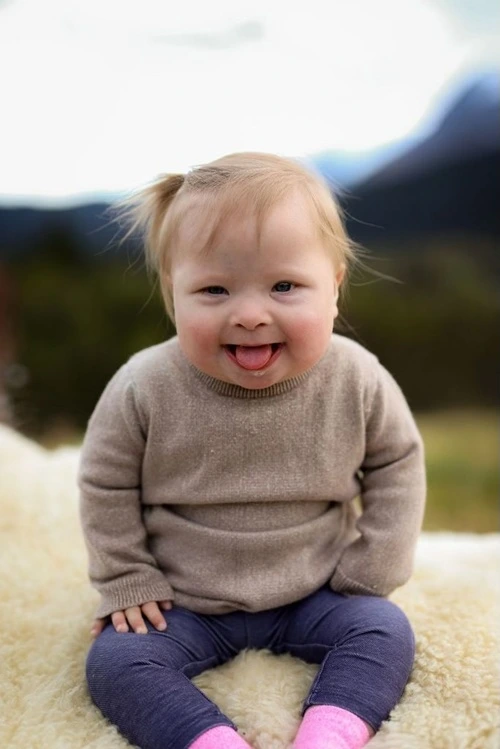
[111,611,129,633]
[159,600,173,610]
[141,601,167,631]
[125,606,148,634]
[90,618,105,638]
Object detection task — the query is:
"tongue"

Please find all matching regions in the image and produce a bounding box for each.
[234,345,273,370]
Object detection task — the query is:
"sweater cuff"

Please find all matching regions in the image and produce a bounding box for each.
[95,579,175,619]
[329,566,382,597]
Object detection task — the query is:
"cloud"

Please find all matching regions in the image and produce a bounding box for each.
[0,0,492,200]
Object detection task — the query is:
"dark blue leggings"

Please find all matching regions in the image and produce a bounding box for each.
[86,586,415,749]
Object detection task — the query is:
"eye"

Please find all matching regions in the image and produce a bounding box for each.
[202,286,228,295]
[273,281,295,293]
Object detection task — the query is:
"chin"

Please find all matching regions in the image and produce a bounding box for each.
[241,376,281,389]
[228,368,286,389]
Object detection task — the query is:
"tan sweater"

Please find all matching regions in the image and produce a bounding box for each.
[78,334,426,619]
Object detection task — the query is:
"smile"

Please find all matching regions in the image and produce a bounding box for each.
[224,343,284,371]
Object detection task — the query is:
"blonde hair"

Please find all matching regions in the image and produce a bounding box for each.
[114,152,361,322]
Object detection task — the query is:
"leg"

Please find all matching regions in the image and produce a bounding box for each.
[85,606,250,749]
[277,587,415,739]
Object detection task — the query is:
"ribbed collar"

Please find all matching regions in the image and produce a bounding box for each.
[171,345,322,399]
[170,336,330,398]
[187,363,317,398]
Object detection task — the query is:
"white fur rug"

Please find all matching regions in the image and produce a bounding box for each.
[0,424,499,749]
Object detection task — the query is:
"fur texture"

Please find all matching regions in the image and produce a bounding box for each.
[0,425,498,748]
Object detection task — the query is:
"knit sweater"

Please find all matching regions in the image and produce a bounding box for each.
[78,334,426,619]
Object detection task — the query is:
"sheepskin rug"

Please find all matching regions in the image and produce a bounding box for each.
[1,424,499,749]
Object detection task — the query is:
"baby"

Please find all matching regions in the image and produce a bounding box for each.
[79,152,426,749]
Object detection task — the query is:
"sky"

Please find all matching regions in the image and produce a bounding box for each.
[0,0,498,205]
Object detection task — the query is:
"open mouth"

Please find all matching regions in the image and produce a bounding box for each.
[225,343,282,355]
[224,343,284,371]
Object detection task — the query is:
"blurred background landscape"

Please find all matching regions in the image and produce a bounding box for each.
[0,0,498,533]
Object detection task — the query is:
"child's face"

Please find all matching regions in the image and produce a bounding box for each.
[169,190,344,389]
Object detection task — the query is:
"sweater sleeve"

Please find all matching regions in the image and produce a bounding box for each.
[78,363,174,619]
[330,362,426,597]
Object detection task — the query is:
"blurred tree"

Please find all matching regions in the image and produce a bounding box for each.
[8,225,174,436]
[340,241,499,408]
[4,231,499,438]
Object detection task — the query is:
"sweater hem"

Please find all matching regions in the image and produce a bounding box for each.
[94,579,175,619]
[329,566,382,597]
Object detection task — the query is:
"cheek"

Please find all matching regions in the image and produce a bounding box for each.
[288,299,337,342]
[176,312,219,355]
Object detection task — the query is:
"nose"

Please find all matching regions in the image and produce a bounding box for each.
[230,297,271,330]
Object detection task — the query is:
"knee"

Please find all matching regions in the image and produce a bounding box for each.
[365,598,415,662]
[380,599,414,644]
[349,597,415,660]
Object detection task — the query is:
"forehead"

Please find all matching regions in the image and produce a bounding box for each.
[172,187,323,260]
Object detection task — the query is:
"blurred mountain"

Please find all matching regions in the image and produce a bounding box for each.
[319,71,500,242]
[0,203,121,261]
[360,70,499,186]
[0,71,498,261]
[310,70,499,189]
[306,138,417,191]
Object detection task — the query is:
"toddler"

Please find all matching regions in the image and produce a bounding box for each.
[79,152,426,749]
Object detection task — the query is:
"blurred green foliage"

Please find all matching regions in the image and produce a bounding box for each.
[415,409,498,532]
[4,226,499,441]
[3,222,497,535]
[338,238,499,409]
[7,227,174,435]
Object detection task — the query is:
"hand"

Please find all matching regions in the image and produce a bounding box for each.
[90,600,173,638]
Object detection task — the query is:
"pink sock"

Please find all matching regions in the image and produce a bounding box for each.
[293,705,372,749]
[189,725,252,749]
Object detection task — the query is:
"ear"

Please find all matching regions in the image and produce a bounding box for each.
[333,264,346,303]
[335,264,346,288]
